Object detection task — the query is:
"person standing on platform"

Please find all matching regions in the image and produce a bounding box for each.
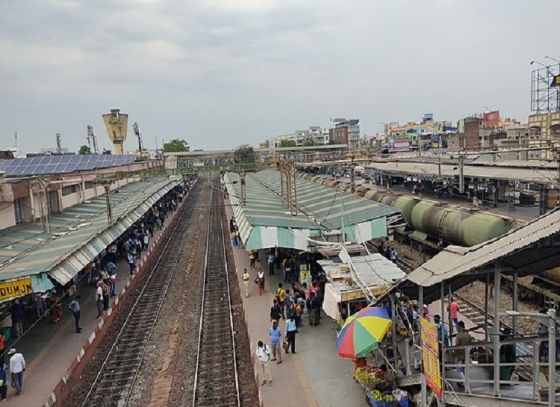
[276,284,286,319]
[242,269,250,298]
[256,341,272,386]
[0,367,6,400]
[286,314,297,354]
[10,302,23,338]
[256,269,265,296]
[267,250,275,276]
[448,298,460,333]
[68,296,82,333]
[8,349,25,396]
[270,298,282,322]
[127,252,136,275]
[268,320,282,364]
[102,280,110,311]
[96,282,104,318]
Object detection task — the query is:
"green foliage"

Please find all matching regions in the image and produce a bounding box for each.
[279,139,296,147]
[303,135,315,146]
[163,138,190,152]
[78,145,91,155]
[234,144,256,163]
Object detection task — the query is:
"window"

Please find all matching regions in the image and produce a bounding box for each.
[14,199,24,224]
[62,185,77,196]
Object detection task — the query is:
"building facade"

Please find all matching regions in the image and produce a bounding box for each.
[528,112,560,159]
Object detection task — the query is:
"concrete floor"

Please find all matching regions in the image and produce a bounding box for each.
[1,216,174,406]
[226,199,366,407]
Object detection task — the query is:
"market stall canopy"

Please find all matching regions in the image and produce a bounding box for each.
[224,170,398,251]
[320,252,406,303]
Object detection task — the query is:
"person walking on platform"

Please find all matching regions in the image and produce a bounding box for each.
[256,270,265,296]
[286,314,297,354]
[256,340,272,385]
[249,251,256,269]
[96,282,104,318]
[242,269,250,298]
[69,296,82,333]
[8,349,25,396]
[268,320,282,364]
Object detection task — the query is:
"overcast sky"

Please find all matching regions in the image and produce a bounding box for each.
[0,0,559,152]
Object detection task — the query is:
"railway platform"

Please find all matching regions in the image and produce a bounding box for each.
[0,210,176,407]
[225,201,365,407]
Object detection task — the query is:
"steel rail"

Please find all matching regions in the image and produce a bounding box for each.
[80,180,197,407]
[192,176,241,407]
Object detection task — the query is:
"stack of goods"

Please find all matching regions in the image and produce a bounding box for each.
[367,390,409,407]
[354,366,383,387]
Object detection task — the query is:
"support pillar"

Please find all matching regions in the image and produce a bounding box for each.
[493,263,501,397]
[547,308,556,407]
[513,272,518,336]
[419,286,427,407]
[440,281,446,406]
[484,273,490,342]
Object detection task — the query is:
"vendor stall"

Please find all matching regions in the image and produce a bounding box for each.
[319,252,405,326]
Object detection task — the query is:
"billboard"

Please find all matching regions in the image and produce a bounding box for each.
[388,138,410,152]
[483,111,500,128]
[420,317,442,399]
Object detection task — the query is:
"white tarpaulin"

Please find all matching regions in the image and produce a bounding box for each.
[322,283,341,320]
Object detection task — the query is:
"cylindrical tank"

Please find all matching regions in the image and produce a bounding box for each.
[364,190,419,225]
[410,201,516,246]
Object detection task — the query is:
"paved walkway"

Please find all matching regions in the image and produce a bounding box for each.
[2,214,174,406]
[225,200,364,407]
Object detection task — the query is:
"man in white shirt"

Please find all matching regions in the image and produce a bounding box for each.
[256,340,272,386]
[96,282,104,318]
[8,348,25,395]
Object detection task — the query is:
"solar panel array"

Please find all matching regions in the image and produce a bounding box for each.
[0,155,137,177]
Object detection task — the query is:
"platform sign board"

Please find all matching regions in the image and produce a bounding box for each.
[420,316,442,399]
[0,277,32,301]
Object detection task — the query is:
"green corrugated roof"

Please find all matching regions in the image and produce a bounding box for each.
[0,176,181,282]
[225,169,398,231]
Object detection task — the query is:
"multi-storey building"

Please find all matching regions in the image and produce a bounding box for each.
[527,112,560,159]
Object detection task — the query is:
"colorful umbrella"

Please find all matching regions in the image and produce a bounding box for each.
[336,306,391,359]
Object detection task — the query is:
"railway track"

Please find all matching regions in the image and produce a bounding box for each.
[80,180,197,407]
[192,176,241,407]
[192,177,241,407]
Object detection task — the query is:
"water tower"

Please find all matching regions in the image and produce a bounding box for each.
[102,108,129,155]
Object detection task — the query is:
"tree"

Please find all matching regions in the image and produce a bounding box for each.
[279,139,296,147]
[78,145,91,155]
[163,138,190,153]
[234,144,256,163]
[303,135,315,146]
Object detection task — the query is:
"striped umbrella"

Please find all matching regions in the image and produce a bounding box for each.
[336,306,391,359]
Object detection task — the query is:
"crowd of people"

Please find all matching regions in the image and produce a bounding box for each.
[0,174,198,400]
[228,241,328,387]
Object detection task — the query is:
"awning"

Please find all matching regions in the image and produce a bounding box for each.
[224,170,398,251]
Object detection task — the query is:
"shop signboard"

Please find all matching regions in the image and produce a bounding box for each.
[0,277,32,302]
[419,316,442,399]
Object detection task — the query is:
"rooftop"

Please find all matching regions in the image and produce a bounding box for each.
[0,176,181,290]
[224,169,399,251]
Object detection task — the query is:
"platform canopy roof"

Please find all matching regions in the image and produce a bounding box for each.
[393,208,560,303]
[0,176,182,299]
[224,169,399,251]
